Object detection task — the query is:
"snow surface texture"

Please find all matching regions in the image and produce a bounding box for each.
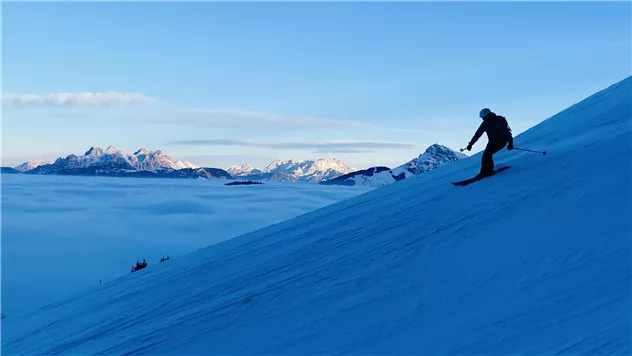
[2,76,631,354]
[322,144,467,187]
[228,157,356,182]
[0,175,370,316]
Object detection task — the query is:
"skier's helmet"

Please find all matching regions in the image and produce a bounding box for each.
[479,108,492,119]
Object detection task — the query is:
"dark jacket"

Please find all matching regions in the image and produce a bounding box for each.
[469,113,514,146]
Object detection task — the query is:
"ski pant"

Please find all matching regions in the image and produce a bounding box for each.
[481,140,506,174]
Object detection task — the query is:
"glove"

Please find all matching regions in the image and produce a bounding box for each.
[466,144,472,151]
[507,142,514,150]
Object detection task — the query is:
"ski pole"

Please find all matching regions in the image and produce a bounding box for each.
[514,147,547,155]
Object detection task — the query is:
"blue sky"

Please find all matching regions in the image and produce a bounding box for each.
[2,1,630,169]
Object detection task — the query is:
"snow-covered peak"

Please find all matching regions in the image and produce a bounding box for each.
[128,148,197,171]
[308,157,354,175]
[13,160,53,172]
[263,159,291,173]
[171,159,198,170]
[238,157,355,182]
[240,163,254,171]
[33,146,198,173]
[422,143,463,156]
[133,148,151,156]
[226,164,258,176]
[105,146,122,155]
[262,157,354,174]
[393,144,467,177]
[84,146,105,157]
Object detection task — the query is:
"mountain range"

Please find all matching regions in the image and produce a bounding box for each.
[11,146,231,180]
[5,144,466,184]
[226,157,356,183]
[320,144,468,187]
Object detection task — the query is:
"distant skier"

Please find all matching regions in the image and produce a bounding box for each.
[466,108,514,176]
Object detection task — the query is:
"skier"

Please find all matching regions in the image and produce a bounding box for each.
[466,108,514,176]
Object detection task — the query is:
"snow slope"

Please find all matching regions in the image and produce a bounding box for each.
[2,77,631,354]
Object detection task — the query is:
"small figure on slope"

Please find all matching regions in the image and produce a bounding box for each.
[466,108,514,177]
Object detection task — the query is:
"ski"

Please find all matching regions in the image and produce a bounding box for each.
[451,166,510,186]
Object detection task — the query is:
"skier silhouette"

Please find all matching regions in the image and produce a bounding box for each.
[466,108,514,176]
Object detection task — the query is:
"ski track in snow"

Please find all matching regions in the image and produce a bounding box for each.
[2,77,631,354]
[1,176,370,316]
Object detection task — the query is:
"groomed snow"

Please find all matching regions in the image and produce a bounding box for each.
[0,176,370,316]
[2,77,631,354]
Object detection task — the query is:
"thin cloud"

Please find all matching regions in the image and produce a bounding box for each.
[147,108,384,130]
[140,108,435,134]
[4,92,434,135]
[311,148,373,154]
[168,139,416,153]
[47,112,93,119]
[3,92,156,107]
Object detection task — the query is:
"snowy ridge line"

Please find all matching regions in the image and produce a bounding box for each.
[13,159,53,172]
[227,157,356,183]
[25,145,198,172]
[321,144,467,187]
[12,148,359,183]
[11,146,233,180]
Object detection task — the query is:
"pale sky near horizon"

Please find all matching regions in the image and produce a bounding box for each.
[2,1,630,169]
